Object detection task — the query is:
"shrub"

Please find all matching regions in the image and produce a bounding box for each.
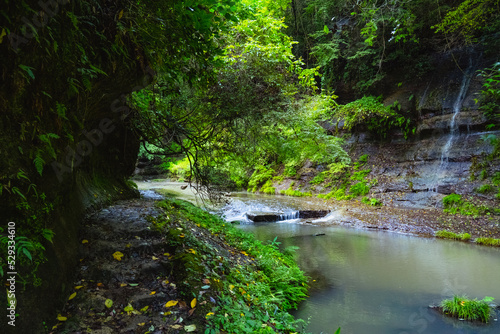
[441,295,494,323]
[476,184,493,194]
[349,182,370,197]
[248,165,275,192]
[362,197,382,206]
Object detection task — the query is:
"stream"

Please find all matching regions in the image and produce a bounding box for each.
[137,181,500,334]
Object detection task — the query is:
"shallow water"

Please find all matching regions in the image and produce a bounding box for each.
[137,181,500,333]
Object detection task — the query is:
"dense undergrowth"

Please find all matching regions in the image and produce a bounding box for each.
[153,197,309,333]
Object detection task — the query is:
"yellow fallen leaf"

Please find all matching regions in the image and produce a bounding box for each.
[165,300,178,308]
[57,314,67,321]
[150,291,156,295]
[171,325,182,329]
[191,298,197,309]
[229,284,234,290]
[82,239,88,244]
[120,283,127,287]
[68,292,76,300]
[112,251,124,261]
[140,306,149,312]
[179,234,185,238]
[164,253,170,256]
[97,282,104,287]
[188,249,196,254]
[206,312,214,318]
[118,9,124,20]
[152,256,158,260]
[74,285,83,289]
[137,323,145,326]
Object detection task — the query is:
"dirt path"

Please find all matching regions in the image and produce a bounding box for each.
[51,198,198,333]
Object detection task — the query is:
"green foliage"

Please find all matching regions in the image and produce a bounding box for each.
[475,237,500,247]
[248,165,275,193]
[475,184,493,194]
[155,198,309,333]
[433,0,500,47]
[167,157,191,181]
[441,295,494,323]
[435,230,471,241]
[280,185,312,197]
[332,96,412,139]
[442,193,497,216]
[362,197,382,206]
[477,62,500,120]
[349,182,370,197]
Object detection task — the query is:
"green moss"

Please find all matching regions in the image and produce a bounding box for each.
[362,197,382,206]
[475,237,500,247]
[435,230,471,241]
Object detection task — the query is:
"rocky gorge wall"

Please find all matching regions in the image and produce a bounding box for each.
[298,48,500,209]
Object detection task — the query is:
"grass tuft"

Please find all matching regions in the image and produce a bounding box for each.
[441,295,494,323]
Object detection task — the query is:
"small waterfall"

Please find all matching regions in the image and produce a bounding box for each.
[434,57,475,191]
[279,211,300,221]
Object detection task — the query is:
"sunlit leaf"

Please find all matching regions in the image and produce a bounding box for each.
[68,292,76,300]
[57,314,67,321]
[190,298,197,308]
[165,300,178,307]
[74,285,83,289]
[150,291,156,295]
[112,251,124,261]
[105,299,113,308]
[140,305,149,312]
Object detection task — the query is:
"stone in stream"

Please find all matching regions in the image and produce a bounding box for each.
[246,210,330,222]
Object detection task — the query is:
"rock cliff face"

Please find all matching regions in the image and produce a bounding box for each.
[0,2,148,332]
[331,49,499,208]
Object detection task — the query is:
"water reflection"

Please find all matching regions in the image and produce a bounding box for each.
[239,224,500,334]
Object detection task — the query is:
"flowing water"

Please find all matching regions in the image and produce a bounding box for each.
[434,58,476,191]
[137,182,500,334]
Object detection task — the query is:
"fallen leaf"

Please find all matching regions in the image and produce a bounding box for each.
[57,314,67,321]
[105,299,113,308]
[68,292,76,300]
[150,291,156,295]
[118,9,124,20]
[97,282,104,287]
[81,239,88,244]
[185,324,196,332]
[201,285,210,289]
[140,306,149,312]
[179,300,188,309]
[190,298,197,309]
[137,322,145,326]
[188,308,196,317]
[179,234,185,238]
[152,256,159,260]
[165,300,178,308]
[74,285,83,289]
[124,303,134,314]
[202,279,210,284]
[120,283,127,287]
[187,249,196,254]
[164,253,170,256]
[206,312,214,318]
[129,283,139,287]
[170,325,182,329]
[112,251,124,261]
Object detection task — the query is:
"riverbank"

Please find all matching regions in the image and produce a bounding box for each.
[51,196,308,333]
[307,199,500,240]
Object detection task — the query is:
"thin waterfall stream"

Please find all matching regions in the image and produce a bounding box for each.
[434,57,476,191]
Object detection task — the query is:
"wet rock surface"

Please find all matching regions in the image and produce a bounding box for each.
[51,198,200,333]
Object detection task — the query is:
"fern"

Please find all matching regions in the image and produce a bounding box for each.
[34,154,45,176]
